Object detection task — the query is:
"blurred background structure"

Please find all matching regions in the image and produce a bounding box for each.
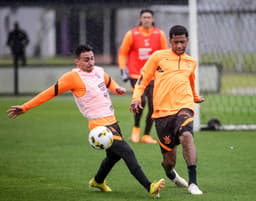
[0,0,255,128]
[0,0,255,67]
[0,0,189,62]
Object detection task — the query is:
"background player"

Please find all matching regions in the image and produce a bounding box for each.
[118,9,168,144]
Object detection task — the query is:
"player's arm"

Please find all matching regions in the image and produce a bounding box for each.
[7,72,77,118]
[118,31,133,82]
[159,30,169,49]
[130,51,158,113]
[118,31,132,69]
[104,72,126,95]
[190,63,204,103]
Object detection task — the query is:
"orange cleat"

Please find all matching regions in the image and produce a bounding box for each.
[130,127,140,143]
[141,135,157,144]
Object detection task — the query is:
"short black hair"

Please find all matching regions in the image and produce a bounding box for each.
[169,25,189,39]
[140,9,154,16]
[75,44,93,58]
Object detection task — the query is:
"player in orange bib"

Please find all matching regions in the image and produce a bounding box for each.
[7,44,165,198]
[130,25,205,195]
[118,9,168,144]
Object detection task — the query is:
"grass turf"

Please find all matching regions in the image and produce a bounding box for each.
[0,96,255,201]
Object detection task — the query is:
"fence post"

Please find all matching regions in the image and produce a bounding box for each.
[189,0,200,131]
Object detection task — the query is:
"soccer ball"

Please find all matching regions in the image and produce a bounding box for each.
[88,126,113,150]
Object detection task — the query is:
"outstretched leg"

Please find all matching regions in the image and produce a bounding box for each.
[177,108,203,195]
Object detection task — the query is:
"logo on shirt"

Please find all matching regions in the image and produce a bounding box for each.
[156,66,164,73]
[138,48,152,60]
[144,39,150,46]
[109,105,114,111]
[163,136,172,144]
[98,82,107,91]
[103,92,108,98]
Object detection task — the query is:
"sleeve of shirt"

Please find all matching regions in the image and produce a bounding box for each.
[22,71,77,112]
[159,30,169,49]
[104,72,120,94]
[132,51,159,101]
[118,30,133,69]
[189,62,200,102]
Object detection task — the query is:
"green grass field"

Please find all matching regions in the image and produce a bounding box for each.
[1,96,255,201]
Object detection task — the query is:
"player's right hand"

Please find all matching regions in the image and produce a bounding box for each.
[7,105,24,119]
[130,100,143,114]
[120,69,130,82]
[116,87,126,95]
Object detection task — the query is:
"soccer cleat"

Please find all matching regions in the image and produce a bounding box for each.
[141,135,157,144]
[188,183,203,195]
[149,179,165,198]
[130,127,140,143]
[172,169,188,187]
[89,178,112,192]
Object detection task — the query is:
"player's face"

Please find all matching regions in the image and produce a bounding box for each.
[140,12,154,29]
[76,51,95,72]
[170,34,188,56]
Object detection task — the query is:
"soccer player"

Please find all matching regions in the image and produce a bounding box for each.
[118,9,168,144]
[7,44,165,198]
[130,25,205,195]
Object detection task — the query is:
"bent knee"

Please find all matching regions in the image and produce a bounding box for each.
[181,131,193,138]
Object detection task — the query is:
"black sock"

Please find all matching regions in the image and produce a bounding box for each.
[168,170,176,180]
[188,165,197,185]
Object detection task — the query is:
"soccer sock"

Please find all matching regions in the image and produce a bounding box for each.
[188,165,197,185]
[134,110,143,127]
[161,164,176,180]
[143,114,153,134]
[167,170,176,180]
[134,97,145,127]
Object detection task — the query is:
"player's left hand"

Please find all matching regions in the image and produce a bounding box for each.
[120,69,130,82]
[7,105,24,119]
[195,96,205,103]
[130,100,143,114]
[116,87,126,95]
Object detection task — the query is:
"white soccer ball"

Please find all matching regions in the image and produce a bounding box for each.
[88,126,113,150]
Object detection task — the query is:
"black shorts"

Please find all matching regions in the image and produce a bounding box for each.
[155,108,194,153]
[106,123,123,139]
